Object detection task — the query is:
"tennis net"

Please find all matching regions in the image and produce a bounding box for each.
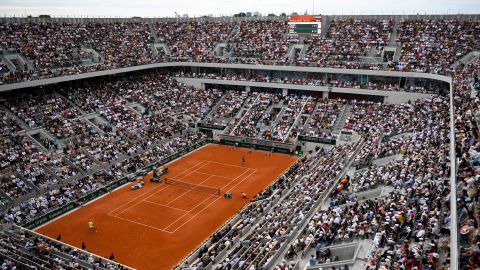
[164,178,221,195]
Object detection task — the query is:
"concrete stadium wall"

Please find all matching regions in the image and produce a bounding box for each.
[0,62,451,102]
[178,77,434,104]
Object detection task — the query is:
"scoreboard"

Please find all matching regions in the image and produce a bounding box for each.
[289,22,320,34]
[288,15,322,35]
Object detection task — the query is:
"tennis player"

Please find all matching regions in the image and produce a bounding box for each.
[241,156,245,166]
[88,219,97,233]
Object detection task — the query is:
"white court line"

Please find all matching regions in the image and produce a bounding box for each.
[193,171,235,180]
[112,184,171,217]
[110,166,258,234]
[173,160,210,179]
[109,160,214,229]
[110,194,212,234]
[107,160,209,216]
[163,168,255,232]
[162,192,217,231]
[220,169,257,190]
[208,160,255,170]
[108,184,166,216]
[165,175,214,206]
[142,200,189,212]
[106,213,173,233]
[112,160,212,217]
[33,143,211,231]
[107,169,257,234]
[169,168,258,234]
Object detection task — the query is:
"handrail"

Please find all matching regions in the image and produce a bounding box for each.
[449,77,458,270]
[268,139,365,267]
[10,224,135,270]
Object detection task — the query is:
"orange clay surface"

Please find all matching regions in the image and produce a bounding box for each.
[36,144,297,270]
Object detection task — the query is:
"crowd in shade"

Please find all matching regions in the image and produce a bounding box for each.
[1,18,478,84]
[3,172,110,224]
[0,60,10,79]
[0,108,28,171]
[233,94,346,142]
[227,92,327,141]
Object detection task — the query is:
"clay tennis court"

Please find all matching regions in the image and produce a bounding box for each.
[35,144,297,270]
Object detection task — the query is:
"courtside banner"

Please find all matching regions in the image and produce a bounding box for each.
[220,134,293,150]
[24,202,77,229]
[198,123,226,130]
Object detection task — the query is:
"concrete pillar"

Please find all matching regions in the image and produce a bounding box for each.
[200,83,206,90]
[282,88,288,96]
[245,86,251,92]
[322,91,329,99]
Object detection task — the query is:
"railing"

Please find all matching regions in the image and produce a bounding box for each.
[298,134,336,145]
[276,139,365,266]
[449,77,459,270]
[220,134,294,153]
[197,122,226,130]
[10,224,135,270]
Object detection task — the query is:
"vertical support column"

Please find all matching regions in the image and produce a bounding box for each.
[322,91,329,99]
[449,78,458,270]
[200,83,206,90]
[282,88,288,96]
[383,96,389,104]
[245,86,251,92]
